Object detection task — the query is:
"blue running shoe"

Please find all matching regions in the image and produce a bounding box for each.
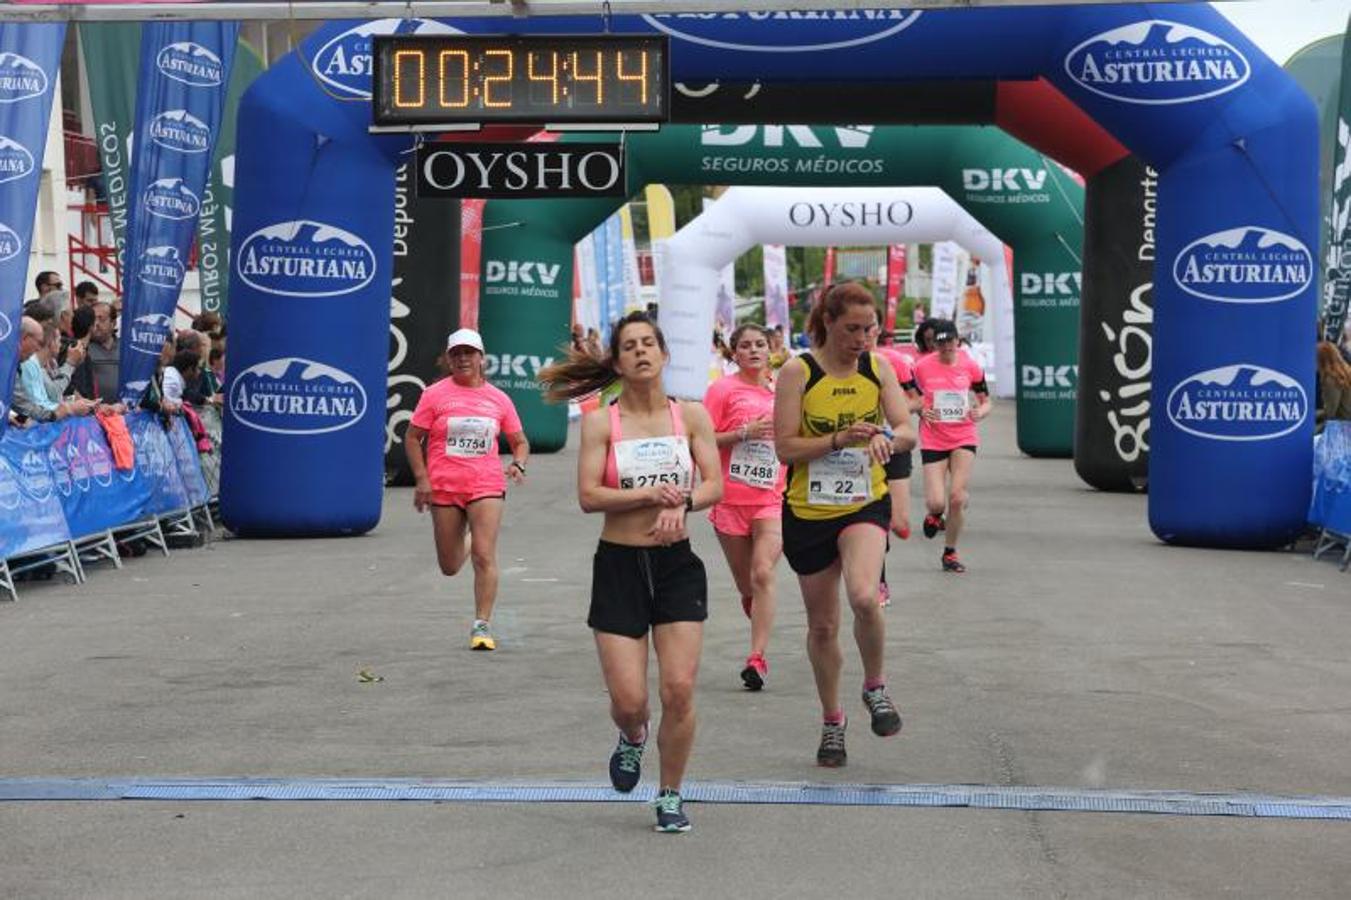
[608,728,646,793]
[653,789,691,833]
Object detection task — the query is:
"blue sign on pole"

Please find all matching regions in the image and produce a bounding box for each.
[0,23,65,434]
[118,22,238,403]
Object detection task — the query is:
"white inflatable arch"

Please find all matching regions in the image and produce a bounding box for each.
[657,186,1011,399]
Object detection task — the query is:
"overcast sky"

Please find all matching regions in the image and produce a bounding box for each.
[1215,0,1350,64]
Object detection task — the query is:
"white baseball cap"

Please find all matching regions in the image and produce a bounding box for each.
[446,328,485,353]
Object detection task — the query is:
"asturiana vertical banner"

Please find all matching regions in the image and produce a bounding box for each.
[1322,13,1351,343]
[0,22,65,433]
[762,243,789,335]
[117,21,238,404]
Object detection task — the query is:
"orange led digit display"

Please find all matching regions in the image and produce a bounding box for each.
[373,34,668,126]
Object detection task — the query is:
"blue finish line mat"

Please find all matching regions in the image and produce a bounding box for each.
[2,779,1349,820]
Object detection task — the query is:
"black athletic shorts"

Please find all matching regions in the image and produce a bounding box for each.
[884,451,912,480]
[920,445,978,465]
[589,539,708,638]
[782,497,891,576]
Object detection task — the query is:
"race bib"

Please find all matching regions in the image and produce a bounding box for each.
[728,439,780,490]
[807,448,871,506]
[445,415,495,458]
[934,390,969,423]
[614,436,693,492]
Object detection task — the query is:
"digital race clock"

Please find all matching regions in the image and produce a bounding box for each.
[372,35,669,127]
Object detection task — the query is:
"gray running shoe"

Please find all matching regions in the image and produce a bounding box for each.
[653,789,691,833]
[608,729,646,793]
[862,686,902,736]
[817,718,847,767]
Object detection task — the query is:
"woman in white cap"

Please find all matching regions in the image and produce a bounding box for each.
[404,328,530,650]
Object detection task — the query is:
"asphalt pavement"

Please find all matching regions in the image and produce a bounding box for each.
[2,404,1350,899]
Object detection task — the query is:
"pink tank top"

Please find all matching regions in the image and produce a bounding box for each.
[603,399,690,489]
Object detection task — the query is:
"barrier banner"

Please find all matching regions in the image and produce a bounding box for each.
[49,415,151,539]
[1076,155,1155,492]
[0,424,73,559]
[128,413,190,515]
[169,415,210,507]
[117,21,238,403]
[0,23,64,434]
[198,38,264,316]
[386,162,460,486]
[1322,14,1351,343]
[763,243,789,333]
[884,244,907,334]
[78,23,140,267]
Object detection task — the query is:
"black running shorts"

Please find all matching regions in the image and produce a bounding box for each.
[589,539,708,638]
[920,445,978,465]
[781,497,891,576]
[884,450,912,480]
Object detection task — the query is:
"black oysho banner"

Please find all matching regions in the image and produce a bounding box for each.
[386,163,461,486]
[415,142,625,199]
[1075,155,1155,493]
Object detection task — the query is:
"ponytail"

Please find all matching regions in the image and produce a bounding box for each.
[539,310,668,403]
[539,346,620,403]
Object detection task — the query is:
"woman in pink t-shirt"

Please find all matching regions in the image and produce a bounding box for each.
[404,329,530,651]
[703,323,786,691]
[909,320,991,574]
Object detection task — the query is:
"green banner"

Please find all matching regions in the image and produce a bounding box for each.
[1320,17,1351,342]
[78,22,140,267]
[197,40,264,316]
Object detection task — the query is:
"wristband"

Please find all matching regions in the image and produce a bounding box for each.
[684,494,695,513]
[510,460,526,474]
[739,424,748,442]
[830,431,839,451]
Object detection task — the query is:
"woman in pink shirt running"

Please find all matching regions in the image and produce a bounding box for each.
[404,329,530,651]
[909,320,992,573]
[703,323,786,690]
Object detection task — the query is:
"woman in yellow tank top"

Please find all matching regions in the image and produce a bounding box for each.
[773,282,916,768]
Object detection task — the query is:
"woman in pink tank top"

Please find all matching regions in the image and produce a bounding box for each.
[540,311,722,834]
[703,323,786,691]
[404,329,530,652]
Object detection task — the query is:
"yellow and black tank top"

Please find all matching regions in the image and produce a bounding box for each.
[785,351,888,520]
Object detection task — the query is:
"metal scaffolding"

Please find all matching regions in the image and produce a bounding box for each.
[0,0,1246,24]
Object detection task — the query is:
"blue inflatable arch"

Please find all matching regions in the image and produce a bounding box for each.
[224,6,1317,549]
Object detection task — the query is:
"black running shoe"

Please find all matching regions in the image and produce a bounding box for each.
[922,513,945,539]
[817,718,847,767]
[653,789,691,833]
[608,729,646,793]
[862,686,903,737]
[941,550,966,574]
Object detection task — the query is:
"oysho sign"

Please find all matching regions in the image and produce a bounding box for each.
[642,10,922,52]
[0,135,35,185]
[1173,226,1312,304]
[416,143,625,200]
[1166,364,1307,442]
[237,220,376,298]
[156,41,225,87]
[787,201,913,228]
[0,52,48,103]
[231,357,368,435]
[1065,20,1250,105]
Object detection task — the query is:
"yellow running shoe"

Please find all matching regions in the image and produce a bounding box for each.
[470,620,496,651]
